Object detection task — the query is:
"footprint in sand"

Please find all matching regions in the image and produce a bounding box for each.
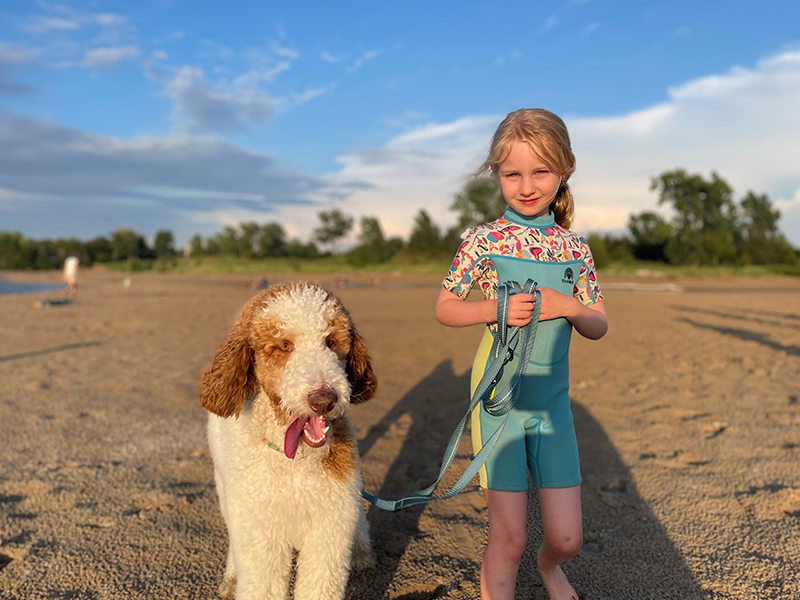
[700,421,728,439]
[781,490,800,517]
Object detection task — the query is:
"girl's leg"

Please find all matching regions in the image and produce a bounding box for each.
[536,485,582,600]
[481,490,527,600]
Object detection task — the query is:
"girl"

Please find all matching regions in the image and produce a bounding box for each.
[435,109,607,600]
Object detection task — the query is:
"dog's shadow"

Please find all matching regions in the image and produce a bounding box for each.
[348,359,710,600]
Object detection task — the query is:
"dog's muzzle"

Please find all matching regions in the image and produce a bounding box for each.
[308,386,338,414]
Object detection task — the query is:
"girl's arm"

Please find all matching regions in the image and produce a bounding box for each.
[538,288,608,340]
[435,288,536,328]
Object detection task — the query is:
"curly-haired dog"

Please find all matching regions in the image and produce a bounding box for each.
[199,282,377,600]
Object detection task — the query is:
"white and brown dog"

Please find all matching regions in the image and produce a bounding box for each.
[199,282,376,600]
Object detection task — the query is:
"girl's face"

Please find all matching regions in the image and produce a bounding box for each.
[496,140,561,218]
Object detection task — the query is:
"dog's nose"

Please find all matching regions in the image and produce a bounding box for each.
[308,387,338,414]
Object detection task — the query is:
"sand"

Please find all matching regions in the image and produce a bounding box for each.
[0,269,798,600]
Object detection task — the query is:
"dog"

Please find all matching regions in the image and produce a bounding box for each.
[199,282,377,600]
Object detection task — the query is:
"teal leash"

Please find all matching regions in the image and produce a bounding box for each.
[362,279,541,511]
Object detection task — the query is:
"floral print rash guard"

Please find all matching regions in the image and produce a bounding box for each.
[442,212,603,305]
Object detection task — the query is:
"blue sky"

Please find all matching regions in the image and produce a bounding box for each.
[2,0,800,248]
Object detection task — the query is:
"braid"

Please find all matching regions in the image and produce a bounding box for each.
[552,183,574,229]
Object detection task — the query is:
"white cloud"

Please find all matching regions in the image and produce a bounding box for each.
[147,64,279,134]
[672,26,693,37]
[584,21,600,35]
[321,51,344,64]
[346,50,379,73]
[83,45,139,68]
[300,47,800,245]
[26,16,82,33]
[26,10,128,34]
[543,15,558,31]
[0,42,41,66]
[0,110,324,244]
[270,41,299,60]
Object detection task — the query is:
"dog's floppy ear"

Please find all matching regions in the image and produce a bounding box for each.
[199,304,256,418]
[347,326,377,404]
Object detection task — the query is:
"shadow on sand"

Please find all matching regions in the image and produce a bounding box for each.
[348,359,710,600]
[0,341,103,363]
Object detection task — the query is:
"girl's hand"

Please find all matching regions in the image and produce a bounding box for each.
[506,293,535,326]
[536,287,578,321]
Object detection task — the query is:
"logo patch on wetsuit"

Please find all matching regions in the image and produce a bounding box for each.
[562,267,574,285]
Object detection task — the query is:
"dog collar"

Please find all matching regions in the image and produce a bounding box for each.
[262,438,283,453]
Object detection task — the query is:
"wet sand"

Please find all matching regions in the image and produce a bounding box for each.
[1,269,798,599]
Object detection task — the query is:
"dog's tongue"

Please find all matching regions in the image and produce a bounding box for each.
[284,416,308,459]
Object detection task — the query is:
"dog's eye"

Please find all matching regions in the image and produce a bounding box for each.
[326,337,335,348]
[279,341,293,352]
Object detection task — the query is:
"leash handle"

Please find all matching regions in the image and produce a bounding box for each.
[362,279,541,511]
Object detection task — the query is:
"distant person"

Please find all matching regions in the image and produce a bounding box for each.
[63,255,80,296]
[435,109,608,600]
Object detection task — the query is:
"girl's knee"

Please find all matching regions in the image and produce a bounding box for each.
[489,529,527,562]
[544,532,582,559]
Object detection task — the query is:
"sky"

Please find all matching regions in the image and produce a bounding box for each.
[2,0,800,249]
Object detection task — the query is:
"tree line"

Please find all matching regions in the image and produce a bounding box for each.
[0,169,796,270]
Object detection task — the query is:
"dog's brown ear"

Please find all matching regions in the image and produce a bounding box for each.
[347,327,376,404]
[199,310,256,418]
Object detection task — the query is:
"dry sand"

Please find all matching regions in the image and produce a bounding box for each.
[0,269,798,600]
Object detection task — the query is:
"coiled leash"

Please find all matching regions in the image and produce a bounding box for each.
[362,279,541,511]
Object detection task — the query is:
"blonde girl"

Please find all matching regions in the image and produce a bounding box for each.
[436,108,607,600]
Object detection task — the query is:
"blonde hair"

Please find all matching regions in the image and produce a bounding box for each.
[477,108,576,229]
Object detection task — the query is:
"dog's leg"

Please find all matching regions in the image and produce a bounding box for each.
[293,502,359,600]
[213,466,238,599]
[232,538,292,600]
[351,508,375,571]
[218,543,236,599]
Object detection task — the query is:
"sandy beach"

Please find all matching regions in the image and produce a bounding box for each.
[0,269,798,600]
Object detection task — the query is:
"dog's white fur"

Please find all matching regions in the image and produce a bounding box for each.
[200,282,376,600]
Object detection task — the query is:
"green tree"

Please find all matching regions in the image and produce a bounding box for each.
[285,239,320,259]
[628,211,672,262]
[347,216,399,265]
[407,209,443,257]
[189,234,205,258]
[216,226,239,256]
[586,235,610,270]
[651,170,738,266]
[111,228,149,261]
[257,222,287,257]
[739,192,796,264]
[86,236,113,263]
[450,178,505,228]
[313,209,353,255]
[237,222,260,258]
[0,232,34,269]
[154,230,176,258]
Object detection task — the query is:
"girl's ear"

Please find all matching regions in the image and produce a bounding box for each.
[347,327,377,404]
[199,311,256,419]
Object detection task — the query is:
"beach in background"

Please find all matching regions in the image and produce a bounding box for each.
[0,269,798,600]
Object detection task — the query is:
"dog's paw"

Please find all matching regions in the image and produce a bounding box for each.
[218,573,236,599]
[351,543,375,571]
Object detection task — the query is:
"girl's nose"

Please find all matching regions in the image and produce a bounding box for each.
[520,176,535,196]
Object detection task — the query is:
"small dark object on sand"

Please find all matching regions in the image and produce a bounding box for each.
[249,277,269,291]
[39,297,71,308]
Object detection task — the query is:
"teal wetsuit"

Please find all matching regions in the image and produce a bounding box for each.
[443,208,603,491]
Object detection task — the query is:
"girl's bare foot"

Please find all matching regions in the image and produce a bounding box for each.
[537,547,579,600]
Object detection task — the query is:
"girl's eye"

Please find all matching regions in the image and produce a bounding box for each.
[536,170,549,175]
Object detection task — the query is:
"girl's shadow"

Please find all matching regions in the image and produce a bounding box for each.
[349,359,710,600]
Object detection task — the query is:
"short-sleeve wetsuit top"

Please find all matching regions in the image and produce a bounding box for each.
[442,207,603,490]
